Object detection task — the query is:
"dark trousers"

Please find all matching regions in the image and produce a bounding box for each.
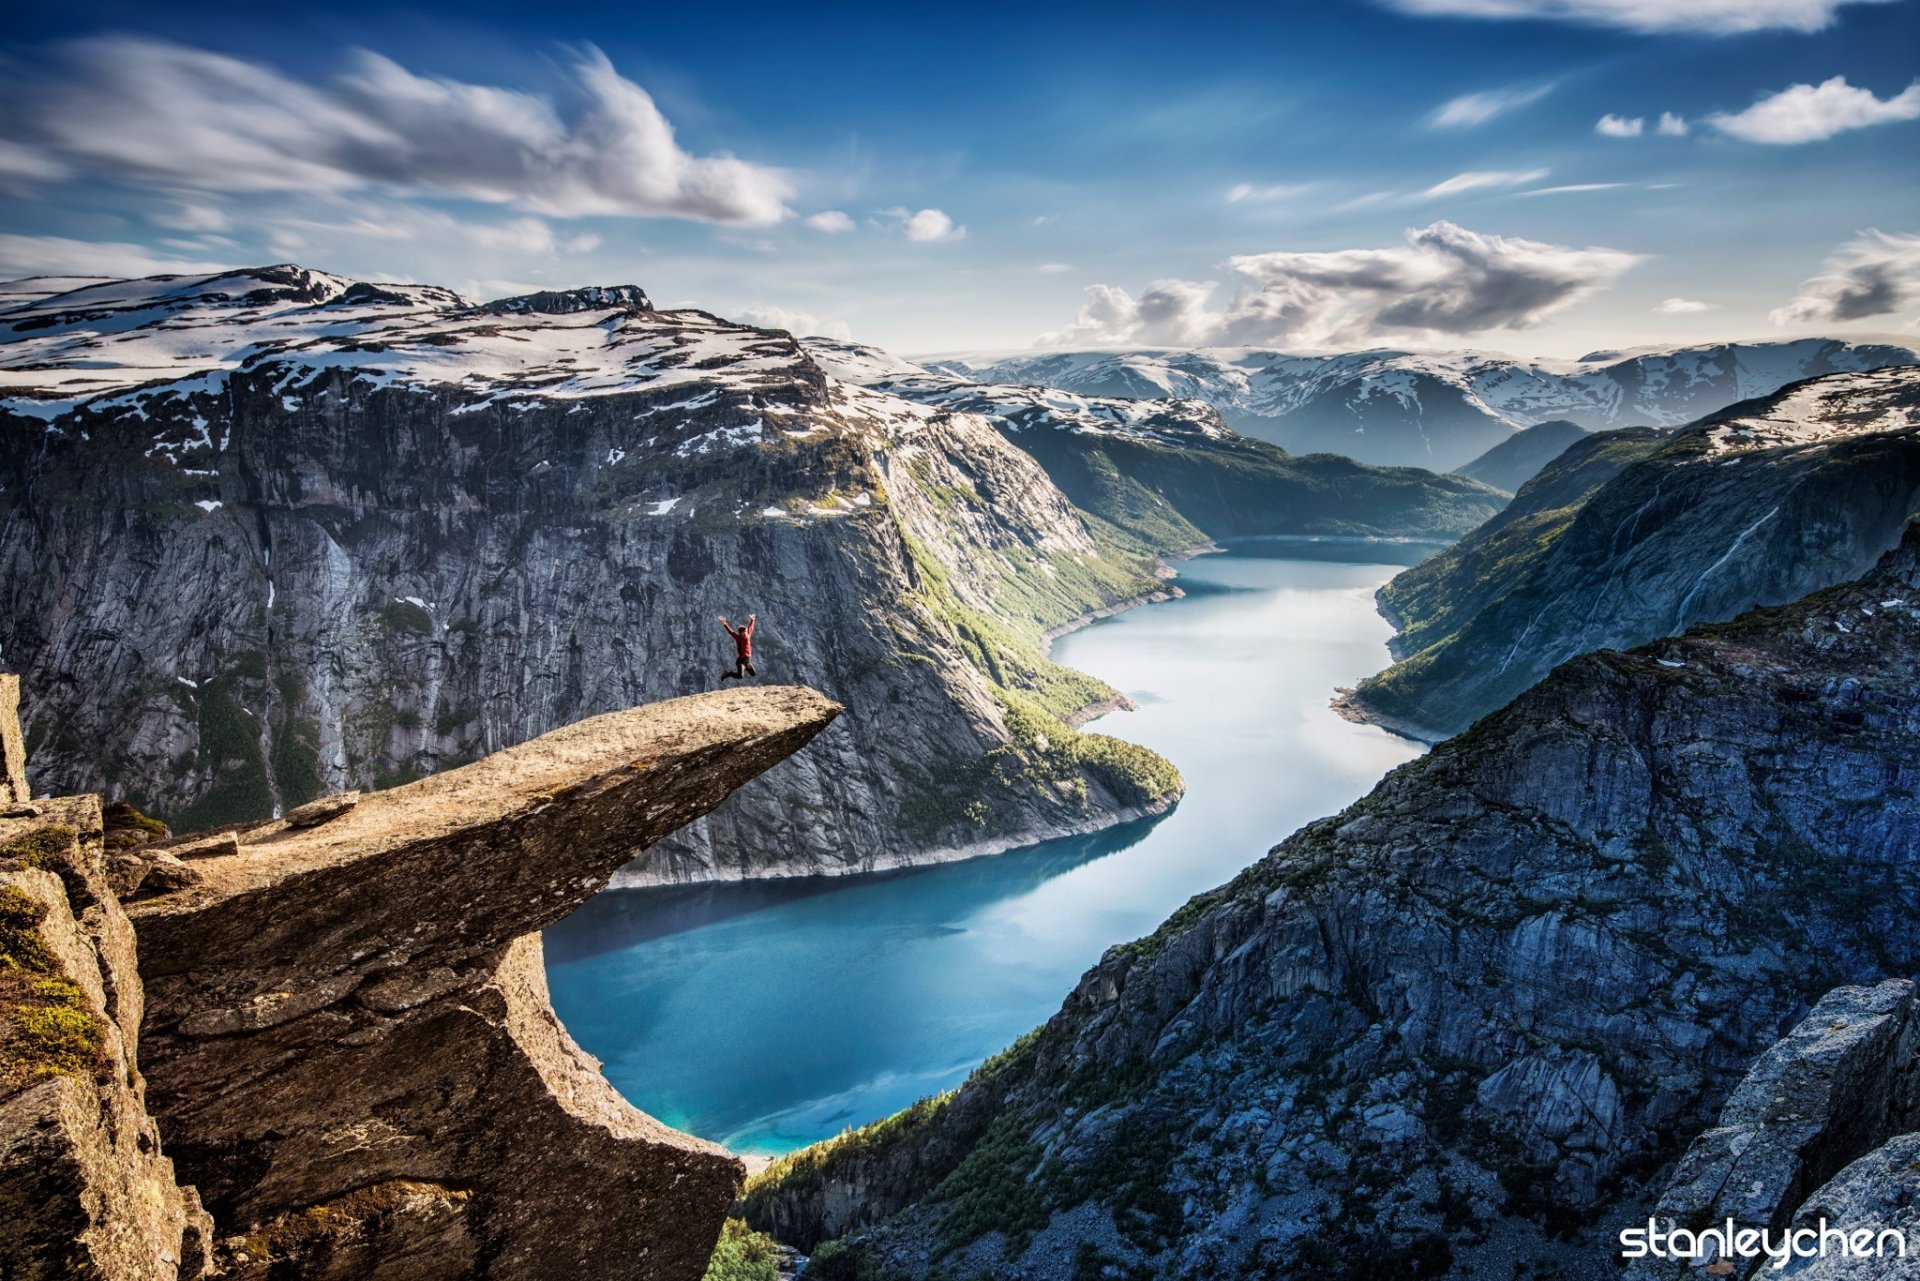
[720,657,757,680]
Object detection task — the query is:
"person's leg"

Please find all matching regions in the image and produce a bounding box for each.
[744,661,757,677]
[719,661,740,681]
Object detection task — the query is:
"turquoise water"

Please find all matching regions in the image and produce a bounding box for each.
[544,542,1429,1156]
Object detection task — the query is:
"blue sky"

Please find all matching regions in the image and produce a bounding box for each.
[1,0,1915,356]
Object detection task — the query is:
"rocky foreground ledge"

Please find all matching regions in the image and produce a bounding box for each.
[0,681,839,1280]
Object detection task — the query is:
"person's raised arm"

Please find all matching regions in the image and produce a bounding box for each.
[718,615,737,639]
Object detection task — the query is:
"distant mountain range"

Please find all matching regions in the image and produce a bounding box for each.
[807,338,1504,547]
[923,339,1920,471]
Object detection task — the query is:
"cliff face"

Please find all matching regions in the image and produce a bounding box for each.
[1351,365,1920,737]
[2,683,840,1280]
[0,266,1181,882]
[1628,979,1920,1280]
[806,339,1509,545]
[743,526,1920,1279]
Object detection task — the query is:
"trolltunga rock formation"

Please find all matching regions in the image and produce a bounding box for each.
[2,683,839,1281]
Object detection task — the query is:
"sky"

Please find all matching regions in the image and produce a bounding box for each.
[0,0,1915,358]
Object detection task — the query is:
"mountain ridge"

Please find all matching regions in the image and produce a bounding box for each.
[924,338,1919,471]
[1349,363,1920,738]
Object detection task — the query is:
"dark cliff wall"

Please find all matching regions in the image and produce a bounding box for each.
[0,349,1180,881]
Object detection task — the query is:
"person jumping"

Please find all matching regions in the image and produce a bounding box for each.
[718,613,757,681]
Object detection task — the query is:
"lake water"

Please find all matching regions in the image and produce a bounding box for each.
[544,542,1430,1156]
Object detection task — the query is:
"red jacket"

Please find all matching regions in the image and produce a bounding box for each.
[724,618,755,659]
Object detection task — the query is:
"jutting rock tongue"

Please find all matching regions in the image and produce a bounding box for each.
[129,685,839,1281]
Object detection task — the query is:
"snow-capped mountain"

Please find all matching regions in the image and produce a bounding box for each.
[805,336,1505,545]
[928,339,1920,471]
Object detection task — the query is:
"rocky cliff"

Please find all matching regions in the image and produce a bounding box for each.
[936,338,1919,470]
[807,340,1508,547]
[1,682,839,1280]
[1628,979,1920,1279]
[0,265,1184,883]
[1350,365,1920,737]
[742,524,1920,1280]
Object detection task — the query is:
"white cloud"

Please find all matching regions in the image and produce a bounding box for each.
[1430,84,1554,128]
[0,140,69,186]
[1708,76,1920,144]
[893,208,965,242]
[1037,262,1073,274]
[1596,113,1646,137]
[734,304,853,341]
[1771,229,1920,323]
[1043,221,1639,349]
[1423,168,1551,197]
[1654,297,1717,313]
[2,36,793,225]
[1657,111,1691,135]
[152,202,231,233]
[804,210,856,233]
[0,233,233,280]
[265,204,601,258]
[1226,182,1308,204]
[1517,182,1628,196]
[1375,0,1899,33]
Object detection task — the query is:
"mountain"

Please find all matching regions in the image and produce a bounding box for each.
[806,339,1508,547]
[0,265,1187,883]
[1452,418,1592,493]
[1349,365,1920,737]
[932,339,1919,471]
[742,524,1920,1280]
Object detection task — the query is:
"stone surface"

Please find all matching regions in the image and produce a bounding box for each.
[0,801,213,1280]
[1630,981,1920,1280]
[746,528,1920,1279]
[283,791,359,827]
[129,685,840,1281]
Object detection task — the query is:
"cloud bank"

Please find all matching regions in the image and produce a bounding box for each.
[1043,221,1640,348]
[0,36,793,225]
[1376,0,1900,33]
[1771,230,1920,323]
[1708,76,1920,144]
[735,304,853,341]
[0,233,233,280]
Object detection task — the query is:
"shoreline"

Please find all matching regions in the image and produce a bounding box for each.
[1329,685,1444,745]
[608,546,1209,893]
[1039,541,1220,645]
[609,791,1180,890]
